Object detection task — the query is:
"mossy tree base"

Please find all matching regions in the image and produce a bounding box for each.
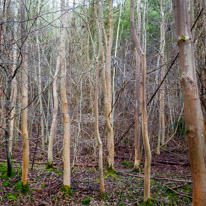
[45,162,53,170]
[100,191,106,199]
[131,165,142,173]
[20,182,30,195]
[61,185,72,196]
[143,198,153,206]
[105,164,118,180]
[106,163,116,174]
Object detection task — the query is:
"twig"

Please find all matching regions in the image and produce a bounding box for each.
[166,186,192,199]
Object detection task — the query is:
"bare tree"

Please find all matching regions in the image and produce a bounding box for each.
[130,0,151,203]
[60,0,71,192]
[21,0,30,193]
[134,0,141,170]
[172,0,206,205]
[99,0,115,170]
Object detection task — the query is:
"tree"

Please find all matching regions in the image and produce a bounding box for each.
[157,0,166,154]
[60,0,71,192]
[94,1,106,195]
[130,0,151,203]
[47,0,60,169]
[99,0,115,170]
[172,0,206,205]
[47,55,60,168]
[9,0,18,155]
[1,0,13,178]
[20,0,30,193]
[134,0,141,170]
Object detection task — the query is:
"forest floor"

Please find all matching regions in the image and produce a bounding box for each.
[0,141,192,205]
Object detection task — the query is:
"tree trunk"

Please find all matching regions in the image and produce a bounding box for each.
[172,1,206,205]
[47,0,60,168]
[9,0,18,155]
[105,0,114,170]
[94,2,106,194]
[60,0,71,191]
[21,0,29,189]
[99,0,114,170]
[160,0,166,147]
[36,0,45,149]
[130,0,151,202]
[95,57,105,195]
[134,0,141,170]
[47,56,59,168]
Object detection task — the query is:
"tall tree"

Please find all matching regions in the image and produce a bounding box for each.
[9,0,18,155]
[60,0,71,192]
[172,0,206,205]
[134,0,141,170]
[47,0,60,169]
[47,56,59,168]
[157,0,166,154]
[2,0,13,178]
[21,0,30,193]
[94,2,105,194]
[36,0,45,149]
[130,0,151,203]
[99,0,115,170]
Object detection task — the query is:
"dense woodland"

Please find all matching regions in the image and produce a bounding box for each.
[0,0,206,205]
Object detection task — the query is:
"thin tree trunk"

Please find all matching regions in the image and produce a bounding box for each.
[172,1,206,205]
[113,0,124,120]
[9,0,18,155]
[98,0,114,170]
[36,0,44,149]
[5,80,12,177]
[134,0,141,170]
[95,57,105,195]
[3,0,12,177]
[47,56,60,168]
[160,0,166,147]
[105,0,114,170]
[130,0,151,202]
[60,0,71,191]
[94,2,105,194]
[47,0,60,168]
[21,0,29,190]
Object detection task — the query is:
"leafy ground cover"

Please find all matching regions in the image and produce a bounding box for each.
[0,160,192,205]
[0,139,192,205]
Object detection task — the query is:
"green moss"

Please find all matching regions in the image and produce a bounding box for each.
[45,162,53,170]
[61,185,73,195]
[104,172,118,180]
[181,35,186,41]
[7,195,17,201]
[0,166,7,174]
[3,181,10,187]
[41,185,46,189]
[143,198,153,206]
[105,164,118,180]
[20,182,30,195]
[106,163,116,174]
[121,161,133,167]
[82,197,90,205]
[101,192,106,198]
[13,181,22,191]
[130,166,142,173]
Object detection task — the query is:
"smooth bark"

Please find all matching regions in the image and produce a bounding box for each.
[134,0,141,169]
[172,1,206,205]
[21,0,29,186]
[9,0,18,155]
[60,0,71,188]
[130,0,151,202]
[47,56,60,167]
